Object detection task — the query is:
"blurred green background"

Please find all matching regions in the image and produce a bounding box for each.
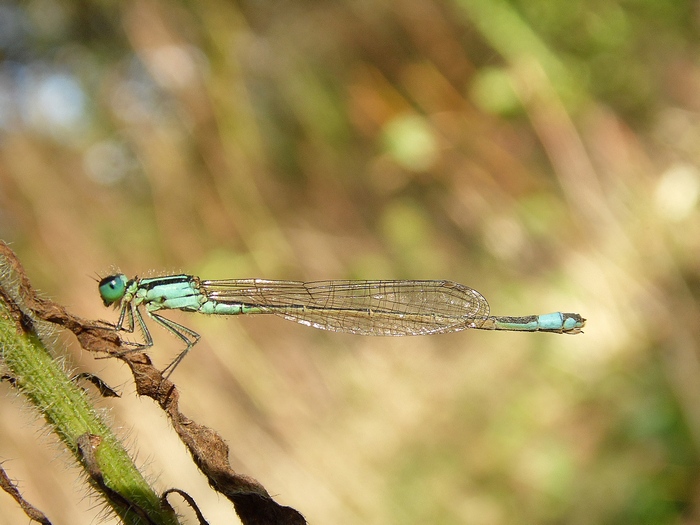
[1,0,700,524]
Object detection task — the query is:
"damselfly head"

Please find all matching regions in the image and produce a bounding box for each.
[98,274,128,307]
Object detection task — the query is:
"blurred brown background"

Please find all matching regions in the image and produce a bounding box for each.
[1,0,699,523]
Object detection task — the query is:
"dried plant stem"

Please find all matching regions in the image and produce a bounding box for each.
[0,241,306,525]
[0,248,179,525]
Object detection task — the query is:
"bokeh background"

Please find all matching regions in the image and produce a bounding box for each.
[1,0,700,524]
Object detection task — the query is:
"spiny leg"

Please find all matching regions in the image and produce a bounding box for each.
[146,311,201,379]
[99,304,156,363]
[122,304,155,350]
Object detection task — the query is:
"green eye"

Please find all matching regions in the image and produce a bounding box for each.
[98,274,127,306]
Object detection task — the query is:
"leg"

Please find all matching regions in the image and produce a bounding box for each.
[114,304,154,351]
[146,312,201,379]
[96,304,154,362]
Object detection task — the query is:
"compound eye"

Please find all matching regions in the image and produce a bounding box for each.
[98,274,127,306]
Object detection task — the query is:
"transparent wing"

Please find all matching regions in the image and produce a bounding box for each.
[200,279,490,336]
